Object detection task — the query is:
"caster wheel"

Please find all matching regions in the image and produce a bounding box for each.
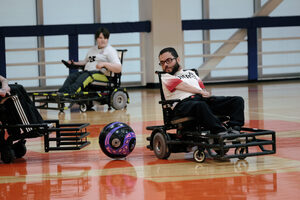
[1,145,16,164]
[214,145,229,156]
[153,132,170,159]
[79,103,87,112]
[59,103,65,112]
[235,147,247,160]
[193,149,206,163]
[210,140,229,156]
[12,140,27,158]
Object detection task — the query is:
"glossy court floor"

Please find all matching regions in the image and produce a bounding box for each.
[1,80,300,200]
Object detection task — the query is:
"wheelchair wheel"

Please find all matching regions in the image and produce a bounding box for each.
[214,147,229,156]
[235,147,247,160]
[193,149,206,163]
[79,103,88,112]
[110,90,127,110]
[209,139,229,156]
[12,140,27,158]
[1,145,16,164]
[59,103,65,113]
[153,132,170,159]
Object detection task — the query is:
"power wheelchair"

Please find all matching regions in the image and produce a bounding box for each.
[0,91,90,164]
[146,71,276,163]
[31,49,129,113]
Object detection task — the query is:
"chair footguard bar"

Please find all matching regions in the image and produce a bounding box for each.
[0,120,90,152]
[146,126,276,160]
[31,91,104,112]
[44,120,90,152]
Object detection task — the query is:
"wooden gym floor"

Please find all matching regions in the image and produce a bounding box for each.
[1,80,300,199]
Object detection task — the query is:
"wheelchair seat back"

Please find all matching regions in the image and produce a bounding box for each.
[156,71,196,130]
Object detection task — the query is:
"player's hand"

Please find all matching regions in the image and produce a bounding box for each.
[201,90,211,98]
[96,62,105,69]
[0,88,10,97]
[0,89,6,97]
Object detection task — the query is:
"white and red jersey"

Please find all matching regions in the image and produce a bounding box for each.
[161,69,205,101]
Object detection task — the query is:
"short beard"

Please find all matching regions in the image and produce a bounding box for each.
[169,62,180,75]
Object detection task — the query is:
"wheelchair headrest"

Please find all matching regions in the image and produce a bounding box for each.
[117,49,128,64]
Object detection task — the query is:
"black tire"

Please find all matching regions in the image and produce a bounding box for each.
[193,149,206,163]
[1,145,16,164]
[12,140,27,158]
[153,132,170,159]
[110,90,127,110]
[235,147,247,160]
[210,139,229,156]
[59,103,65,112]
[214,147,229,156]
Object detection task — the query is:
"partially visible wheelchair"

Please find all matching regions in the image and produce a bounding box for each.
[32,49,129,112]
[0,93,90,164]
[146,71,276,163]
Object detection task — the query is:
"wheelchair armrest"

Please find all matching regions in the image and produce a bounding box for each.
[61,60,85,70]
[159,99,181,105]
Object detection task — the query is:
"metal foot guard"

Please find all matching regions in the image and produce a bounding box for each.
[44,120,90,152]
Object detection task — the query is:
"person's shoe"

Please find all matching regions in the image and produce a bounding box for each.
[216,131,228,137]
[226,129,241,140]
[232,125,241,131]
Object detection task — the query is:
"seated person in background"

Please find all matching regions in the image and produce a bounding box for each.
[0,75,45,137]
[158,47,245,136]
[59,27,121,94]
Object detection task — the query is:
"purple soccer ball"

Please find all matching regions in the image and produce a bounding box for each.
[99,122,136,159]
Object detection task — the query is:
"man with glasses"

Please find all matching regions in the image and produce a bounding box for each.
[158,47,244,136]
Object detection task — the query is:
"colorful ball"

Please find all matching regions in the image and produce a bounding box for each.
[99,122,136,159]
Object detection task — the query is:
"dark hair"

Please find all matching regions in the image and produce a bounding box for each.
[95,27,110,40]
[159,47,178,58]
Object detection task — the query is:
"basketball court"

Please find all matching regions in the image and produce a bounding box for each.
[1,79,300,199]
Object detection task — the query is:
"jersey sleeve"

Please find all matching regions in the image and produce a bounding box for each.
[161,74,182,92]
[198,79,205,89]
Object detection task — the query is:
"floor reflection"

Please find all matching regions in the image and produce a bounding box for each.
[99,160,137,200]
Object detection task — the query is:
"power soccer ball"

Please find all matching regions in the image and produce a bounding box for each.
[99,122,136,159]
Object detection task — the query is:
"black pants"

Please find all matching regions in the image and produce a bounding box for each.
[174,95,244,134]
[0,84,44,139]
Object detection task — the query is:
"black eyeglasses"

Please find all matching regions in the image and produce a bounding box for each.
[159,57,177,66]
